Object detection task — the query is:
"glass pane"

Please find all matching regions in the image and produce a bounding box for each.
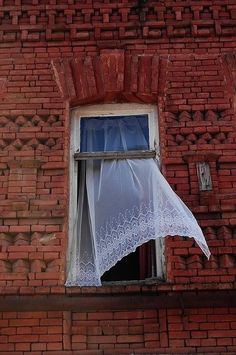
[80,115,149,152]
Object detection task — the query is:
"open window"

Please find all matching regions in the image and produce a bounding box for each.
[66,104,210,287]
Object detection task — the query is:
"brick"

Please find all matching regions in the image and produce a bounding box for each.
[72,334,87,344]
[88,312,113,321]
[117,335,144,343]
[87,335,116,344]
[208,330,236,338]
[9,335,39,342]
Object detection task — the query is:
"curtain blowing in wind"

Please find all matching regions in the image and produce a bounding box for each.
[66,115,210,287]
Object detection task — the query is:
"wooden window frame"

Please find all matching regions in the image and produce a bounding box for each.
[68,103,166,283]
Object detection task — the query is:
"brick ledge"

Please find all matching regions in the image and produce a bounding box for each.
[0,290,235,312]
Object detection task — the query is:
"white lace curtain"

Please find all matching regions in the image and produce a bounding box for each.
[66,115,210,287]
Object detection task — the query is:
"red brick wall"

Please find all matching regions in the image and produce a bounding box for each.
[1,308,236,354]
[0,0,236,353]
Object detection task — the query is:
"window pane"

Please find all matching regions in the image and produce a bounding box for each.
[80,115,149,152]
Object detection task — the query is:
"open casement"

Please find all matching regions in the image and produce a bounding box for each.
[66,104,210,287]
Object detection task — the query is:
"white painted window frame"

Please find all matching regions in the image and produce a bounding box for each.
[68,103,165,281]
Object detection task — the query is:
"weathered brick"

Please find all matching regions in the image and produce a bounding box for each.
[0,1,235,354]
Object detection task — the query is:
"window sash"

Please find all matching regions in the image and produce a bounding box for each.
[74,150,156,160]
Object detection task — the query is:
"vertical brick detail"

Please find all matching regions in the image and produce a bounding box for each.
[51,59,76,101]
[0,78,7,98]
[100,51,124,93]
[221,53,236,94]
[221,53,236,114]
[159,309,169,348]
[63,311,72,350]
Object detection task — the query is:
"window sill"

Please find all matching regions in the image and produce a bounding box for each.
[102,277,165,287]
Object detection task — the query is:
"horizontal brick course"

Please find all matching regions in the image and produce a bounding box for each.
[0,308,235,354]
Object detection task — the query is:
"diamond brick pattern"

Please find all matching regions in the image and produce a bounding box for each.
[166,109,236,147]
[166,109,233,124]
[0,137,63,151]
[0,114,63,129]
[166,225,236,285]
[0,232,62,276]
[168,130,236,146]
[0,232,58,246]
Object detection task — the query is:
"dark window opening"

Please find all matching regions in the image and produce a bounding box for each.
[101,240,157,282]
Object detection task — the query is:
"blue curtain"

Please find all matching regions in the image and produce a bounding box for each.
[80,115,149,152]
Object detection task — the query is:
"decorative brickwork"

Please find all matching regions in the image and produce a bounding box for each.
[52,52,167,104]
[0,1,235,43]
[0,0,236,353]
[167,224,236,285]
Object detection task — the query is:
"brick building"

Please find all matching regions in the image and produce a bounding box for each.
[0,0,236,354]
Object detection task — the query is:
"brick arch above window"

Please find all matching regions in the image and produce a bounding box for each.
[51,50,169,106]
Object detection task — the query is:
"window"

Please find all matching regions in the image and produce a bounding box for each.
[66,104,210,287]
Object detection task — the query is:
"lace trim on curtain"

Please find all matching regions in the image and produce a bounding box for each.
[66,200,210,287]
[97,202,210,276]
